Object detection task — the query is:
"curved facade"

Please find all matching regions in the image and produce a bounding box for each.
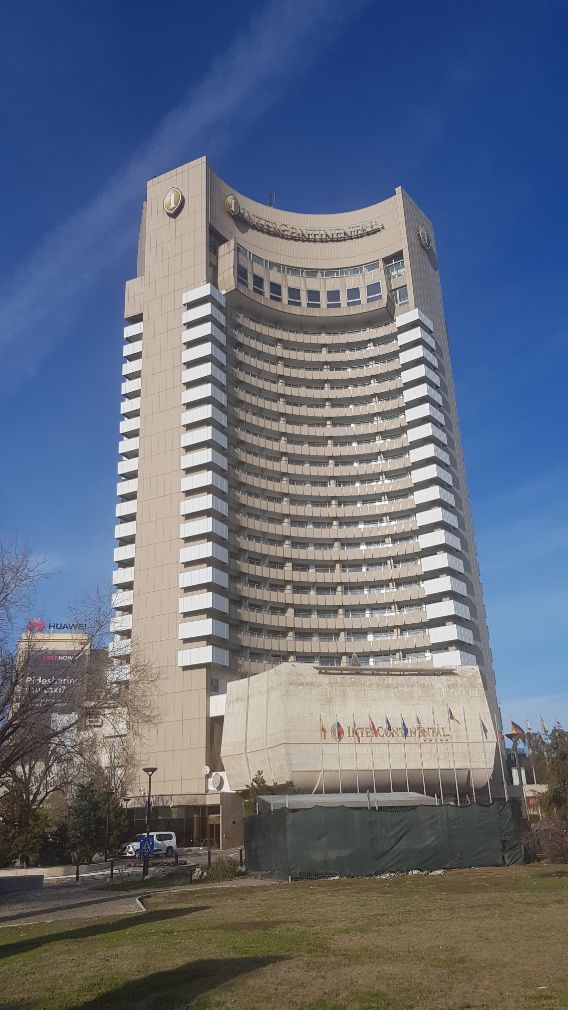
[110,158,498,829]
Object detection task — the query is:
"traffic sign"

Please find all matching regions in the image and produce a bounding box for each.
[139,836,154,857]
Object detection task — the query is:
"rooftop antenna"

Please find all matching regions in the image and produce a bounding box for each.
[267,193,275,208]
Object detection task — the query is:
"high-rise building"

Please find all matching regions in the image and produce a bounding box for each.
[110,157,498,845]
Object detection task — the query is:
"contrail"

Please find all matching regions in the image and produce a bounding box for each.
[0,0,360,375]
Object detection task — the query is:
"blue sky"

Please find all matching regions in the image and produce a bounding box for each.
[0,0,566,726]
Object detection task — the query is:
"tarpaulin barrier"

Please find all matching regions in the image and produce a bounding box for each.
[244,801,523,878]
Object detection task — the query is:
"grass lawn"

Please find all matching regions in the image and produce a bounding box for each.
[1,865,568,1010]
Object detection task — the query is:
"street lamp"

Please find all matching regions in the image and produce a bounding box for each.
[142,766,157,878]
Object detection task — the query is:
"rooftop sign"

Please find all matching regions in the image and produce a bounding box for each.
[225,194,384,243]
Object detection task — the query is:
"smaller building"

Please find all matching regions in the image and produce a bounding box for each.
[221,662,498,799]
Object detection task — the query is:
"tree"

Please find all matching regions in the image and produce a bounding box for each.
[541,728,568,819]
[68,781,127,863]
[238,770,295,816]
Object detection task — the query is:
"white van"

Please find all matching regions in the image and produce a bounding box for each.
[120,831,177,858]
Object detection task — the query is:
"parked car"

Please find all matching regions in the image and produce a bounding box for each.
[120,831,177,858]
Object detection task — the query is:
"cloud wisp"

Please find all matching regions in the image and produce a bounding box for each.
[0,0,360,378]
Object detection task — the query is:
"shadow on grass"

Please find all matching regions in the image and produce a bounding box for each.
[0,890,146,926]
[0,907,208,961]
[75,956,286,1009]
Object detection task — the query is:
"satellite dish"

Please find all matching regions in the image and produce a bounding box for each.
[201,765,211,776]
[210,772,224,791]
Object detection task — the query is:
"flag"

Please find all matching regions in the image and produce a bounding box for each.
[333,721,344,742]
[401,717,409,738]
[369,715,378,737]
[352,720,361,744]
[320,719,327,740]
[385,716,393,734]
[540,716,548,735]
[496,714,504,740]
[510,720,525,737]
[480,716,489,739]
[554,718,563,730]
[525,717,533,733]
[416,714,425,736]
[448,708,460,724]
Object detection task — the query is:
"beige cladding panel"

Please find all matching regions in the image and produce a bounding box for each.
[131,160,209,797]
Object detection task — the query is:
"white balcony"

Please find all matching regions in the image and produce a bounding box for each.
[114,544,135,563]
[110,613,133,633]
[121,377,141,397]
[429,624,474,646]
[179,592,229,615]
[403,383,443,407]
[411,464,453,487]
[114,520,136,540]
[177,645,229,668]
[426,599,471,622]
[182,361,226,387]
[179,566,229,590]
[182,282,225,307]
[108,662,130,683]
[180,492,228,518]
[431,649,476,668]
[124,321,143,339]
[422,575,468,597]
[181,383,227,408]
[180,516,228,540]
[112,567,134,586]
[111,589,133,609]
[397,325,436,351]
[181,426,227,451]
[397,307,434,332]
[180,541,228,565]
[119,416,140,436]
[421,552,464,575]
[405,402,444,427]
[417,529,461,552]
[117,457,139,477]
[181,470,228,495]
[182,403,227,428]
[415,506,458,529]
[414,485,455,508]
[178,618,229,640]
[123,339,142,358]
[401,363,440,388]
[182,302,225,327]
[399,345,437,369]
[109,638,132,658]
[209,693,226,718]
[116,499,137,519]
[120,397,140,418]
[182,320,226,347]
[409,443,450,466]
[406,422,447,446]
[116,478,138,498]
[181,447,227,472]
[122,358,141,378]
[182,342,226,368]
[118,435,139,457]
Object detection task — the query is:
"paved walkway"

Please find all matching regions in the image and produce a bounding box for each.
[0,875,273,928]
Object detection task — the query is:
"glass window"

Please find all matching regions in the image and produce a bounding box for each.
[253,274,264,295]
[288,286,301,306]
[307,289,321,308]
[270,281,282,302]
[365,261,381,272]
[392,285,409,305]
[347,286,361,306]
[237,264,248,286]
[326,290,341,308]
[384,252,405,279]
[366,281,382,302]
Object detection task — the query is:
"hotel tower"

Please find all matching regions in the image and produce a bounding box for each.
[110,158,498,845]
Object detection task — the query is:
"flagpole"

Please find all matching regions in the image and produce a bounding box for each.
[416,717,427,795]
[526,731,541,820]
[492,711,509,801]
[401,715,410,792]
[335,714,342,795]
[447,710,461,806]
[462,707,476,804]
[432,707,445,803]
[369,716,377,797]
[480,716,493,803]
[319,715,326,795]
[385,717,394,793]
[352,714,360,794]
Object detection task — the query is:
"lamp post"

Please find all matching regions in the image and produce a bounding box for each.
[142,766,157,878]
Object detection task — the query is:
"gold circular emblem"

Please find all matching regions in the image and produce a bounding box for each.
[163,187,184,217]
[225,193,241,217]
[418,224,432,250]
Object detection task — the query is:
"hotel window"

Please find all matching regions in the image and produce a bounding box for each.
[307,289,321,308]
[326,290,341,309]
[384,252,405,279]
[366,281,382,302]
[253,274,264,295]
[288,286,301,306]
[391,285,409,305]
[270,281,282,302]
[237,264,248,286]
[347,286,361,306]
